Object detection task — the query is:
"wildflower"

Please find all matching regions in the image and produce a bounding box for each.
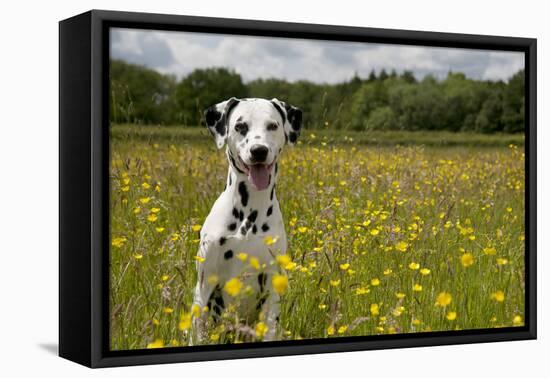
[272,274,288,295]
[224,278,243,297]
[337,325,348,334]
[491,290,505,302]
[163,307,173,314]
[318,304,327,310]
[408,262,420,270]
[255,322,269,338]
[150,207,161,214]
[142,182,151,190]
[512,315,523,326]
[497,258,509,266]
[179,312,192,330]
[329,279,341,287]
[133,253,143,260]
[161,275,169,281]
[327,325,335,336]
[297,226,308,233]
[483,246,497,255]
[370,303,380,316]
[461,253,474,267]
[435,292,452,307]
[413,284,423,292]
[133,207,141,214]
[371,278,380,286]
[155,227,165,233]
[191,224,202,232]
[121,186,130,192]
[191,304,200,318]
[395,292,406,299]
[249,257,260,270]
[412,319,421,326]
[139,197,151,204]
[420,268,431,275]
[111,237,127,248]
[170,233,180,241]
[339,263,350,271]
[237,252,248,261]
[370,229,380,236]
[147,214,158,222]
[264,235,279,245]
[194,255,205,263]
[147,339,164,349]
[355,287,370,295]
[383,268,393,275]
[446,311,457,321]
[395,241,408,252]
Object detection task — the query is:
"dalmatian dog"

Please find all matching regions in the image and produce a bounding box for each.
[191,97,302,343]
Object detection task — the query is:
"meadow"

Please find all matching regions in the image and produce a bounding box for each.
[109,125,525,350]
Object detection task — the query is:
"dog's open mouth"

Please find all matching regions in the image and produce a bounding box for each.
[238,157,274,191]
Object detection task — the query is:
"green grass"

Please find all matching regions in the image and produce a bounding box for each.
[109,124,525,350]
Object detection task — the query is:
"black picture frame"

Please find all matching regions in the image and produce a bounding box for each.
[59,9,537,368]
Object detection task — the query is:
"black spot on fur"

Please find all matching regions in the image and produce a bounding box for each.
[270,185,275,201]
[262,223,270,232]
[271,101,287,124]
[275,163,279,174]
[285,104,303,131]
[267,205,273,217]
[289,131,298,143]
[232,207,240,219]
[238,181,249,207]
[240,226,247,235]
[253,224,257,234]
[219,237,226,246]
[256,273,268,309]
[228,153,245,174]
[228,223,237,231]
[224,250,233,259]
[248,210,258,223]
[208,285,225,317]
[228,174,232,186]
[239,210,244,221]
[245,220,252,229]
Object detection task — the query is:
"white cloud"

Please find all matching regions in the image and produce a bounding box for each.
[111,28,524,83]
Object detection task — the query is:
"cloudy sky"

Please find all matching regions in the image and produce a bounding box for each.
[110,27,524,84]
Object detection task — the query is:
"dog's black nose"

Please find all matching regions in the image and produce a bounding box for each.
[250,144,269,163]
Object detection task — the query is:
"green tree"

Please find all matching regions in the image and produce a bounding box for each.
[174,68,248,126]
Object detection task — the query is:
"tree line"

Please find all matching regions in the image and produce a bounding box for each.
[110,59,525,133]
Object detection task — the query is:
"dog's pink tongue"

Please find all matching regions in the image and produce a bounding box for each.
[248,164,270,191]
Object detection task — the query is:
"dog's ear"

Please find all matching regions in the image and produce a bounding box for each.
[271,98,303,145]
[204,97,240,149]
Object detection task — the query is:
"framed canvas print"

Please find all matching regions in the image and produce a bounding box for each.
[59,10,537,368]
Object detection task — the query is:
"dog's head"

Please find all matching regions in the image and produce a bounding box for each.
[204,98,302,191]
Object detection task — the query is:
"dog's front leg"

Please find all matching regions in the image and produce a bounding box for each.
[190,281,211,345]
[262,292,281,342]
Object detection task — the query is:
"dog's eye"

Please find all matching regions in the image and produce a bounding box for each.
[267,123,278,131]
[235,122,248,135]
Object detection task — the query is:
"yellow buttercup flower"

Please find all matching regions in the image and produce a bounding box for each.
[371,278,380,286]
[329,279,341,287]
[408,262,420,270]
[264,235,279,245]
[111,237,127,248]
[224,277,243,297]
[483,246,497,255]
[179,312,192,331]
[147,214,158,222]
[435,292,452,307]
[272,274,288,295]
[191,224,202,232]
[491,290,505,302]
[370,303,380,316]
[255,322,269,338]
[420,268,431,275]
[413,283,423,292]
[446,311,457,321]
[395,241,408,252]
[249,257,260,270]
[147,339,164,349]
[339,263,350,271]
[139,197,151,204]
[327,325,335,336]
[461,253,474,267]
